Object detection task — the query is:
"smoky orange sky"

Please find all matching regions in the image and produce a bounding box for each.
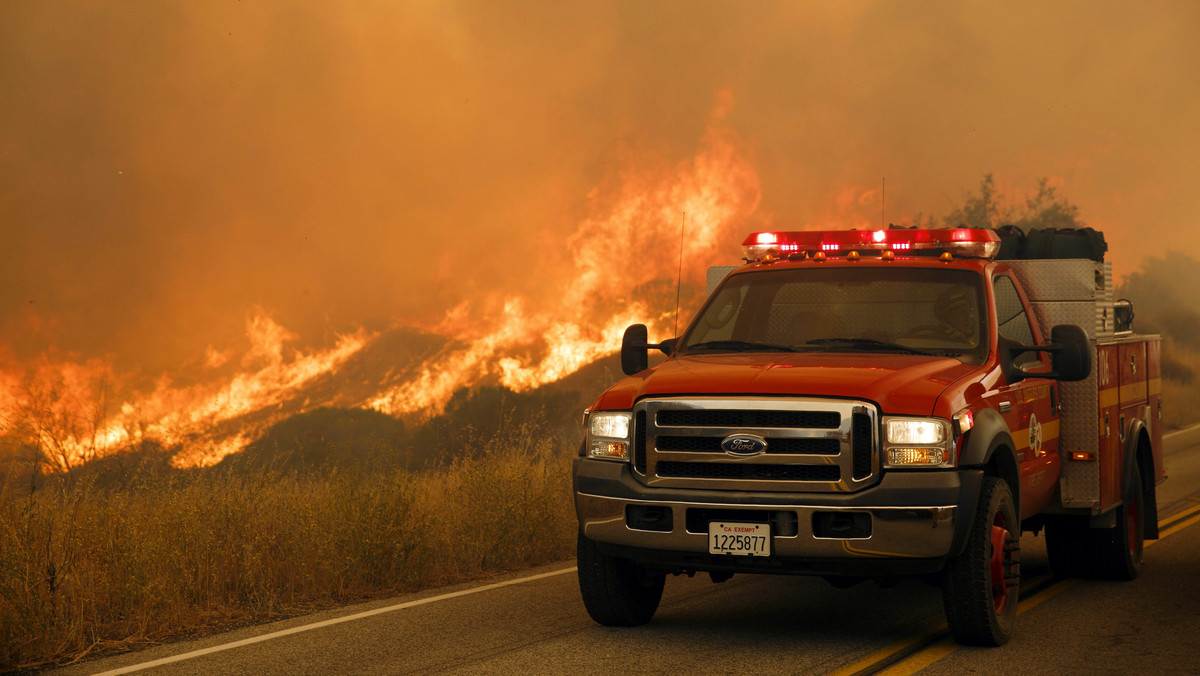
[2,0,1198,381]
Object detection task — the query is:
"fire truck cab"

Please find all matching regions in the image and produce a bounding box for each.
[573,227,1163,646]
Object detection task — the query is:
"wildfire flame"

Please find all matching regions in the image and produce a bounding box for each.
[0,312,371,468]
[0,93,761,469]
[369,94,761,415]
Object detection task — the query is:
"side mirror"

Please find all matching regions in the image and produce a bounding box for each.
[620,325,677,376]
[621,324,649,375]
[1046,325,1091,381]
[1011,324,1091,382]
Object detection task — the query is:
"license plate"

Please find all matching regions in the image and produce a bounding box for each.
[708,522,771,557]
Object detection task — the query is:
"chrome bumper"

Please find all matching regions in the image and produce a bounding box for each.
[577,492,957,559]
[573,458,980,565]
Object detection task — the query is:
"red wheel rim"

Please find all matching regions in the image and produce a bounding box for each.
[990,514,1013,614]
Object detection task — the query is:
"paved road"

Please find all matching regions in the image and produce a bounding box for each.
[53,423,1200,675]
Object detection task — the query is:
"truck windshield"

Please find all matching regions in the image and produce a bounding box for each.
[680,266,988,364]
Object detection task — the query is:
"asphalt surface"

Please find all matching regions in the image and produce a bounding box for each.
[49,422,1200,675]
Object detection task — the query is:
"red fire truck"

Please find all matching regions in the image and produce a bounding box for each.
[573,227,1163,645]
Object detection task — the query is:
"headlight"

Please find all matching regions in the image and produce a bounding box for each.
[587,412,632,461]
[886,419,948,445]
[883,416,954,468]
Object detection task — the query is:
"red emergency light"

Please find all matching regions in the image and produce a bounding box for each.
[742,228,1001,261]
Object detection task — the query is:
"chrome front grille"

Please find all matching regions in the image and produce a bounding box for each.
[654,436,840,454]
[655,409,840,429]
[633,397,879,492]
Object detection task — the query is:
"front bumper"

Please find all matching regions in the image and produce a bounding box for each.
[574,458,983,577]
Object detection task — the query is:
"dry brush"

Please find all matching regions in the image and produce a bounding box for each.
[0,420,577,669]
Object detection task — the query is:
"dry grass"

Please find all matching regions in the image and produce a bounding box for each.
[0,421,577,669]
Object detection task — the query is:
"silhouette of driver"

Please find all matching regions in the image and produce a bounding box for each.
[935,288,977,343]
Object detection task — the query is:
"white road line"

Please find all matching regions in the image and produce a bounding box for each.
[92,566,577,675]
[1165,421,1200,440]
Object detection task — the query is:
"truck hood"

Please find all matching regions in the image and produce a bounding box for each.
[593,353,979,416]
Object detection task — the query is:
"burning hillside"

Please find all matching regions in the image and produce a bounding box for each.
[0,99,761,469]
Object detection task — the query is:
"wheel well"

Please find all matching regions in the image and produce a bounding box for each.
[1135,431,1153,490]
[985,444,1020,517]
[1135,430,1159,539]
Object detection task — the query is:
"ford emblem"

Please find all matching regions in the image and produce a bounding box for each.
[721,433,768,456]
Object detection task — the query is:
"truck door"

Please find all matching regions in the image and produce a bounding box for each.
[992,274,1060,519]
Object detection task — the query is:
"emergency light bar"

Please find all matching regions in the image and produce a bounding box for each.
[742,228,1001,261]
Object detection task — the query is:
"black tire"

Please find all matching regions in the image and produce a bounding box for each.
[942,477,1020,646]
[577,533,664,626]
[1045,516,1090,578]
[1090,463,1144,581]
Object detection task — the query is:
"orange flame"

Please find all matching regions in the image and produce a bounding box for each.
[0,310,372,469]
[371,93,761,415]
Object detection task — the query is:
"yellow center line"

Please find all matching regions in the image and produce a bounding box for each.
[825,623,946,676]
[875,638,957,676]
[832,503,1200,675]
[1152,511,1200,542]
[1157,501,1200,530]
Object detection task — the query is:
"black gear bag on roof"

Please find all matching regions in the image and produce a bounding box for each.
[1021,227,1107,261]
[993,225,1026,260]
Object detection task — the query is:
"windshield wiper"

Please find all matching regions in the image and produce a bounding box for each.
[686,340,801,353]
[805,338,935,356]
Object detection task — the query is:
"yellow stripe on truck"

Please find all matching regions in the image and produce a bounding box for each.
[1011,420,1057,453]
[1099,387,1119,409]
[1041,419,1059,441]
[1120,380,1147,404]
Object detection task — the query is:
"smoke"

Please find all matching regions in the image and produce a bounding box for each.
[1,0,1197,383]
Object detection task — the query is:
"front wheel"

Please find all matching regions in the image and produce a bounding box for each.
[577,533,664,626]
[942,477,1020,646]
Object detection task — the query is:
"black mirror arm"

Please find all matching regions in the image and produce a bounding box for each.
[1013,367,1067,380]
[1008,343,1060,356]
[628,339,677,355]
[1008,343,1082,381]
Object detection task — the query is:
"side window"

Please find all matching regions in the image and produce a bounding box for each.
[992,275,1038,366]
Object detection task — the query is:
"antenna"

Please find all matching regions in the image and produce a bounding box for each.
[674,212,686,338]
[881,177,886,228]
